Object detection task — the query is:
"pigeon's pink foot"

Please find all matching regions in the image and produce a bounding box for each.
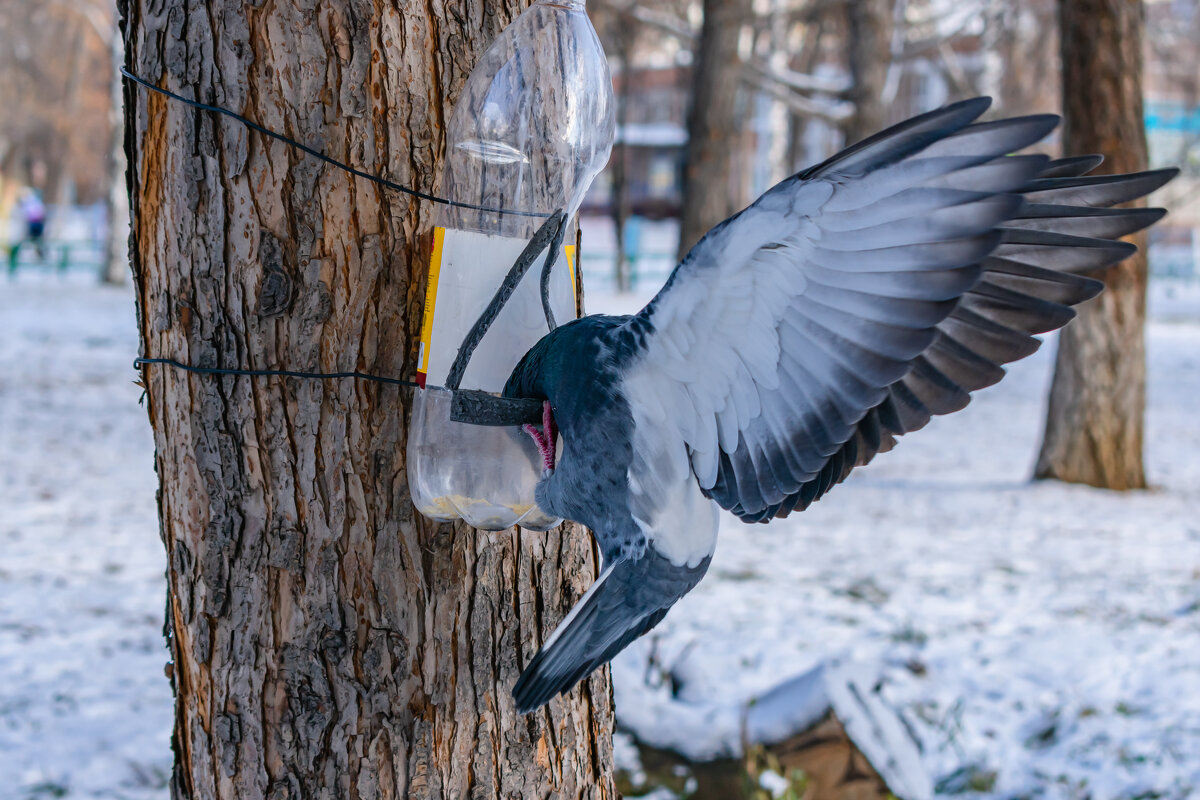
[522,401,557,474]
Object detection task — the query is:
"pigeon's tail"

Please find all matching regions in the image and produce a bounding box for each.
[513,548,710,714]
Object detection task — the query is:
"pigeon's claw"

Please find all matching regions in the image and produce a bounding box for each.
[522,401,557,474]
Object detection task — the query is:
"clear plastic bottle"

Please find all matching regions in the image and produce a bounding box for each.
[407,0,614,531]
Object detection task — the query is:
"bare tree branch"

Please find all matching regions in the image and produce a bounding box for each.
[601,0,852,97]
[744,58,852,94]
[746,71,855,121]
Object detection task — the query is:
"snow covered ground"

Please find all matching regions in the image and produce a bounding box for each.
[2,272,1198,799]
[1,275,170,798]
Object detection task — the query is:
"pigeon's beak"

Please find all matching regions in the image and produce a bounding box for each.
[522,400,558,475]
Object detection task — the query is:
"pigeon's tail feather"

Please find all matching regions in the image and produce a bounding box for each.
[513,550,710,714]
[513,598,665,714]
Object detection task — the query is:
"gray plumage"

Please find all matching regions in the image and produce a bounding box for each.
[502,97,1177,713]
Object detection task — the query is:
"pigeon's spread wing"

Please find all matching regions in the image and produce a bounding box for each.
[620,98,1175,523]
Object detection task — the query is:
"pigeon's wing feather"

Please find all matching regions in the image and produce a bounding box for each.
[731,161,1175,521]
[620,99,1175,522]
[512,550,710,714]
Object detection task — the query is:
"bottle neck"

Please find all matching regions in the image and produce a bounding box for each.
[534,0,586,10]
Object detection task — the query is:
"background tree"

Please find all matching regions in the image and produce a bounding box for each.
[677,0,747,258]
[843,0,895,144]
[0,0,113,206]
[988,0,1059,117]
[591,2,639,292]
[1035,0,1151,489]
[106,21,130,285]
[121,1,616,797]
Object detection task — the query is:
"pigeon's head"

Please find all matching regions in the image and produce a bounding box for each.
[504,315,628,403]
[503,331,556,401]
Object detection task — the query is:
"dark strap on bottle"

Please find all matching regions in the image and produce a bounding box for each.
[450,389,543,426]
[444,210,567,426]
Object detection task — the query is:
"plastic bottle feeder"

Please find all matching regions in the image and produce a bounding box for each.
[407,0,615,531]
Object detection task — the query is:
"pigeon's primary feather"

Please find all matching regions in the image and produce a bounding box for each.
[503,97,1176,711]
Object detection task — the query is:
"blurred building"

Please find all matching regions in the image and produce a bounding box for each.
[1146,0,1200,273]
[583,0,1198,277]
[584,64,691,219]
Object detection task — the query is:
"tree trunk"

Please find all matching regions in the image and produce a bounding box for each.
[843,0,893,146]
[785,14,829,174]
[677,0,745,260]
[121,2,616,798]
[56,20,88,207]
[1035,0,1149,490]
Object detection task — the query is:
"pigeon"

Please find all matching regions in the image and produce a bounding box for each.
[502,97,1176,714]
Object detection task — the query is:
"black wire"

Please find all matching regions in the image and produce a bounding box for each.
[120,67,549,220]
[125,69,569,426]
[134,357,429,390]
[134,358,546,426]
[539,217,568,332]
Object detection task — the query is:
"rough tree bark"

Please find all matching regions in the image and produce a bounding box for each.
[1035,0,1149,489]
[121,1,616,798]
[677,0,745,260]
[843,0,894,146]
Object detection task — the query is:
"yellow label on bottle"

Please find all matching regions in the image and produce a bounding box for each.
[417,227,446,387]
[565,243,577,290]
